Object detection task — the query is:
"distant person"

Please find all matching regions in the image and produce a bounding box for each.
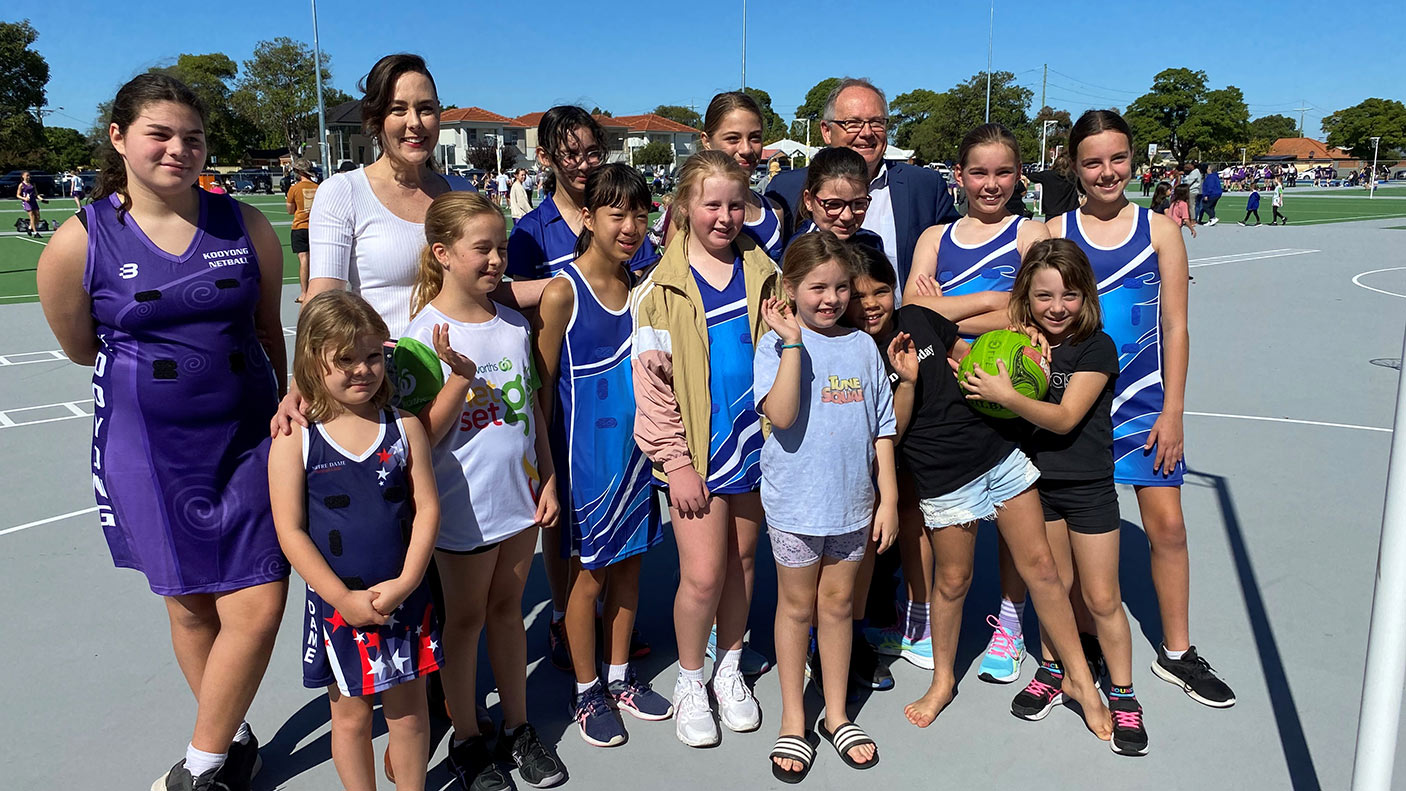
[37,73,289,791]
[1239,186,1262,225]
[1149,182,1171,214]
[1167,184,1197,238]
[1197,164,1222,226]
[16,171,47,238]
[70,168,87,208]
[1180,162,1202,221]
[509,167,533,221]
[1269,178,1288,225]
[207,176,227,195]
[496,169,511,206]
[1140,169,1153,196]
[766,77,960,296]
[285,158,319,303]
[1028,153,1079,218]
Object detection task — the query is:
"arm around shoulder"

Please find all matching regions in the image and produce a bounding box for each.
[36,215,98,366]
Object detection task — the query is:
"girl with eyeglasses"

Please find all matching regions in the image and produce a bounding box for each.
[788,147,885,253]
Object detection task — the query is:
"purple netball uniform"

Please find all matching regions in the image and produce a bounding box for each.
[19,182,36,212]
[84,190,289,595]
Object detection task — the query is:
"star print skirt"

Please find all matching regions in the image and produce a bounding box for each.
[302,580,443,696]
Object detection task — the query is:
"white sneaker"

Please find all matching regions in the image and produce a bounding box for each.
[711,666,761,732]
[1208,217,1220,226]
[672,676,719,747]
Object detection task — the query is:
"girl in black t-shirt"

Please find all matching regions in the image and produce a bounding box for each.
[842,245,1112,745]
[958,239,1147,756]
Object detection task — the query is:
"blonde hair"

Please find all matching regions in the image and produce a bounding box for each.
[670,150,749,234]
[411,191,503,317]
[1008,238,1103,344]
[293,291,393,422]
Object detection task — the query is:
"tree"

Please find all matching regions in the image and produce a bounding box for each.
[466,145,515,173]
[590,106,612,117]
[890,89,944,151]
[653,105,702,130]
[633,140,675,167]
[154,53,258,165]
[39,127,95,170]
[1248,114,1299,142]
[1322,98,1406,159]
[232,37,334,159]
[0,20,49,166]
[742,87,788,143]
[1123,69,1247,165]
[793,78,840,146]
[893,72,1032,164]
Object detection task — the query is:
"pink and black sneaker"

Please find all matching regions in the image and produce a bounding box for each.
[1010,662,1065,721]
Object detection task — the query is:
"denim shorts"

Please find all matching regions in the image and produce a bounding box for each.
[768,525,869,568]
[918,448,1040,529]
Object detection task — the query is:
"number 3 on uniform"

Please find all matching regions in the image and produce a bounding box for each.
[119,262,139,279]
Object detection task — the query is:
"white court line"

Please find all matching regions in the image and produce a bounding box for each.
[0,399,94,429]
[13,235,46,246]
[0,507,98,537]
[1189,249,1318,268]
[0,293,38,299]
[0,349,67,366]
[1352,267,1406,299]
[1186,411,1391,434]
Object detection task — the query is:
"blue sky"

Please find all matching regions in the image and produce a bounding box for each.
[10,0,1403,139]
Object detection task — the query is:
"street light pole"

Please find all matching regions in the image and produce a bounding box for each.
[1240,147,1247,166]
[1040,120,1056,170]
[310,0,330,177]
[741,0,747,91]
[1370,136,1381,198]
[985,0,994,123]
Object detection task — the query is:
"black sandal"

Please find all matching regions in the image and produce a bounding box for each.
[820,721,879,769]
[770,733,817,784]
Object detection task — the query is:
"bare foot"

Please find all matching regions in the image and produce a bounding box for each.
[1063,676,1112,740]
[904,681,955,728]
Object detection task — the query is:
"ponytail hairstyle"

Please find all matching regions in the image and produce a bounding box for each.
[1067,109,1134,194]
[957,123,1022,169]
[574,163,652,258]
[293,291,393,423]
[1151,182,1171,208]
[670,149,749,235]
[411,191,503,317]
[93,73,207,223]
[779,230,859,307]
[1008,238,1103,345]
[701,91,765,160]
[800,147,868,221]
[537,105,607,196]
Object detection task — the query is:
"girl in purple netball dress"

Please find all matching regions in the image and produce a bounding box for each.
[37,74,290,791]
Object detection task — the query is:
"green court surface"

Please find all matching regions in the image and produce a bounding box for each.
[1129,190,1406,225]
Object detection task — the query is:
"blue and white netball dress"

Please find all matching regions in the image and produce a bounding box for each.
[301,410,442,697]
[1060,207,1185,486]
[691,255,763,494]
[935,215,1025,341]
[741,191,785,261]
[507,196,659,279]
[550,264,662,569]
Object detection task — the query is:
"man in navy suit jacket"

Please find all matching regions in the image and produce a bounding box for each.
[766,78,960,296]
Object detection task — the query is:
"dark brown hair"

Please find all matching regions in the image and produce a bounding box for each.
[1008,238,1103,344]
[702,91,763,137]
[1068,109,1133,165]
[94,74,207,221]
[359,54,437,145]
[800,147,868,221]
[958,123,1022,169]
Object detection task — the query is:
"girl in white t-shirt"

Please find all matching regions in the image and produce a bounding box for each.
[395,191,566,790]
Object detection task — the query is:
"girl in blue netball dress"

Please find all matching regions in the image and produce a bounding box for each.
[270,292,443,791]
[37,74,290,791]
[1051,109,1234,708]
[535,164,671,748]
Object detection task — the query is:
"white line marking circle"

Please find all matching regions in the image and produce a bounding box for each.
[1352,267,1406,299]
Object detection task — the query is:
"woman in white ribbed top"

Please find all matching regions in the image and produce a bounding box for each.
[305,53,472,338]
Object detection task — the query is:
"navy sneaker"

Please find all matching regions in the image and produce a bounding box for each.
[548,618,571,671]
[607,668,674,721]
[572,682,627,747]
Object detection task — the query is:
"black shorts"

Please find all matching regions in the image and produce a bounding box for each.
[1038,477,1120,535]
[291,227,310,254]
[437,539,503,556]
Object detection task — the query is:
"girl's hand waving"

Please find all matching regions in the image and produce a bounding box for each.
[432,323,477,380]
[761,297,802,346]
[887,331,919,384]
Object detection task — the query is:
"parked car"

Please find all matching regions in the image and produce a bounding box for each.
[233,168,275,194]
[1,169,59,198]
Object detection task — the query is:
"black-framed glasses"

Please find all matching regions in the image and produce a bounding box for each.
[825,117,888,134]
[815,196,871,217]
[554,148,605,168]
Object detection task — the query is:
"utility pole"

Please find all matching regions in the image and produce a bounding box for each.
[1294,101,1311,137]
[1370,136,1381,198]
[1040,64,1047,112]
[985,0,994,123]
[310,0,330,177]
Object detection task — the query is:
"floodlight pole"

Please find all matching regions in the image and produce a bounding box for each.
[1370,136,1381,198]
[740,0,747,91]
[310,0,330,177]
[1351,324,1406,791]
[985,0,994,123]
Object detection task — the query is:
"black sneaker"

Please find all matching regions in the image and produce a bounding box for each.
[850,634,895,691]
[215,734,260,791]
[496,722,566,788]
[1010,665,1065,721]
[1109,696,1149,756]
[1151,645,1235,708]
[548,619,571,672]
[447,733,512,791]
[1080,632,1106,683]
[156,760,230,791]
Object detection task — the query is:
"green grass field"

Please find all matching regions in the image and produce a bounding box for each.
[1,188,1403,304]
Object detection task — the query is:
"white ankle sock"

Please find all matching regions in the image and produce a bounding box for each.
[1164,645,1188,661]
[716,648,742,678]
[576,679,598,695]
[679,665,705,685]
[184,743,226,777]
[232,722,252,745]
[607,663,629,684]
[998,598,1025,638]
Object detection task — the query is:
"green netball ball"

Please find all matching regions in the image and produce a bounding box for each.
[957,329,1050,419]
[391,337,445,415]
